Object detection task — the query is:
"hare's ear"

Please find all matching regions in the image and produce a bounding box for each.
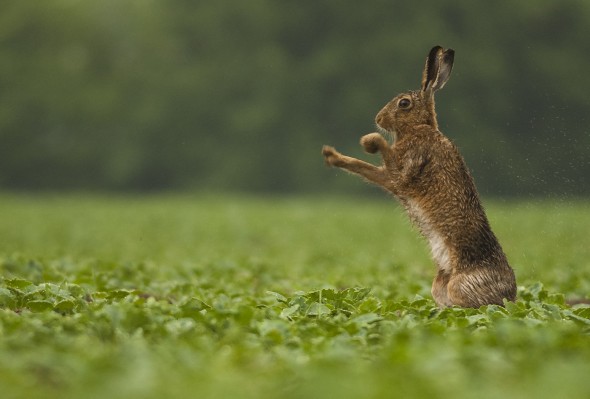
[421,46,455,93]
[432,48,454,91]
[421,46,442,92]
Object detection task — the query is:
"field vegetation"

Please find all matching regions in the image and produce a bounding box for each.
[1,195,589,398]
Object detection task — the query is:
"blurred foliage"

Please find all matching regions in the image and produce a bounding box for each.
[0,1,589,195]
[0,195,590,398]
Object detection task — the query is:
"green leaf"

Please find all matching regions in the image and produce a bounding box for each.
[54,299,76,313]
[26,300,54,312]
[306,302,331,316]
[358,297,382,313]
[0,287,16,308]
[106,289,135,300]
[349,313,382,326]
[266,291,288,303]
[4,278,33,290]
[564,310,590,325]
[573,306,590,319]
[280,304,300,319]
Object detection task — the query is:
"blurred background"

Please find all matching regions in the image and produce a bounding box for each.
[0,0,589,197]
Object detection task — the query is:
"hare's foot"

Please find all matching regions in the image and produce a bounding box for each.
[431,270,453,307]
[322,145,346,167]
[322,145,390,188]
[447,268,517,308]
[360,133,388,154]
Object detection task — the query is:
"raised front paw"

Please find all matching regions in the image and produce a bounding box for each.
[322,145,344,167]
[360,132,388,154]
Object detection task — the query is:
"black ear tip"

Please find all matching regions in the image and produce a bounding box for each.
[444,49,455,62]
[429,46,443,57]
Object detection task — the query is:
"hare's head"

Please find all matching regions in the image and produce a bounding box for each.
[376,46,454,135]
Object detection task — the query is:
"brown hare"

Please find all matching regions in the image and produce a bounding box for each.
[322,46,516,308]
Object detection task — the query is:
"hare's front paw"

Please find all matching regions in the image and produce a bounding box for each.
[360,133,387,154]
[322,145,344,167]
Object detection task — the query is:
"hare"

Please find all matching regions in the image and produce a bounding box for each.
[322,46,516,308]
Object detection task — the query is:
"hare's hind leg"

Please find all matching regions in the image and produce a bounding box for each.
[447,269,516,308]
[322,145,390,188]
[432,270,454,307]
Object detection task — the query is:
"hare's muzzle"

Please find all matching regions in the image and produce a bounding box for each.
[375,108,390,132]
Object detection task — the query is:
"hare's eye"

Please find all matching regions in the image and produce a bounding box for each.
[398,98,411,109]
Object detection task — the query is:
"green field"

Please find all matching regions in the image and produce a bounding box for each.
[1,194,589,399]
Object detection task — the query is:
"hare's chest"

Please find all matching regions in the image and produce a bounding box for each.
[405,200,453,273]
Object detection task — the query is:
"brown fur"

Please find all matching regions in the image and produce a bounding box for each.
[322,46,516,308]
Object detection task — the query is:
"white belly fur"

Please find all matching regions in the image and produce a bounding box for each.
[406,200,453,273]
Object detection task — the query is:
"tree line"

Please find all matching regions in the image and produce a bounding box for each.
[1,0,589,196]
